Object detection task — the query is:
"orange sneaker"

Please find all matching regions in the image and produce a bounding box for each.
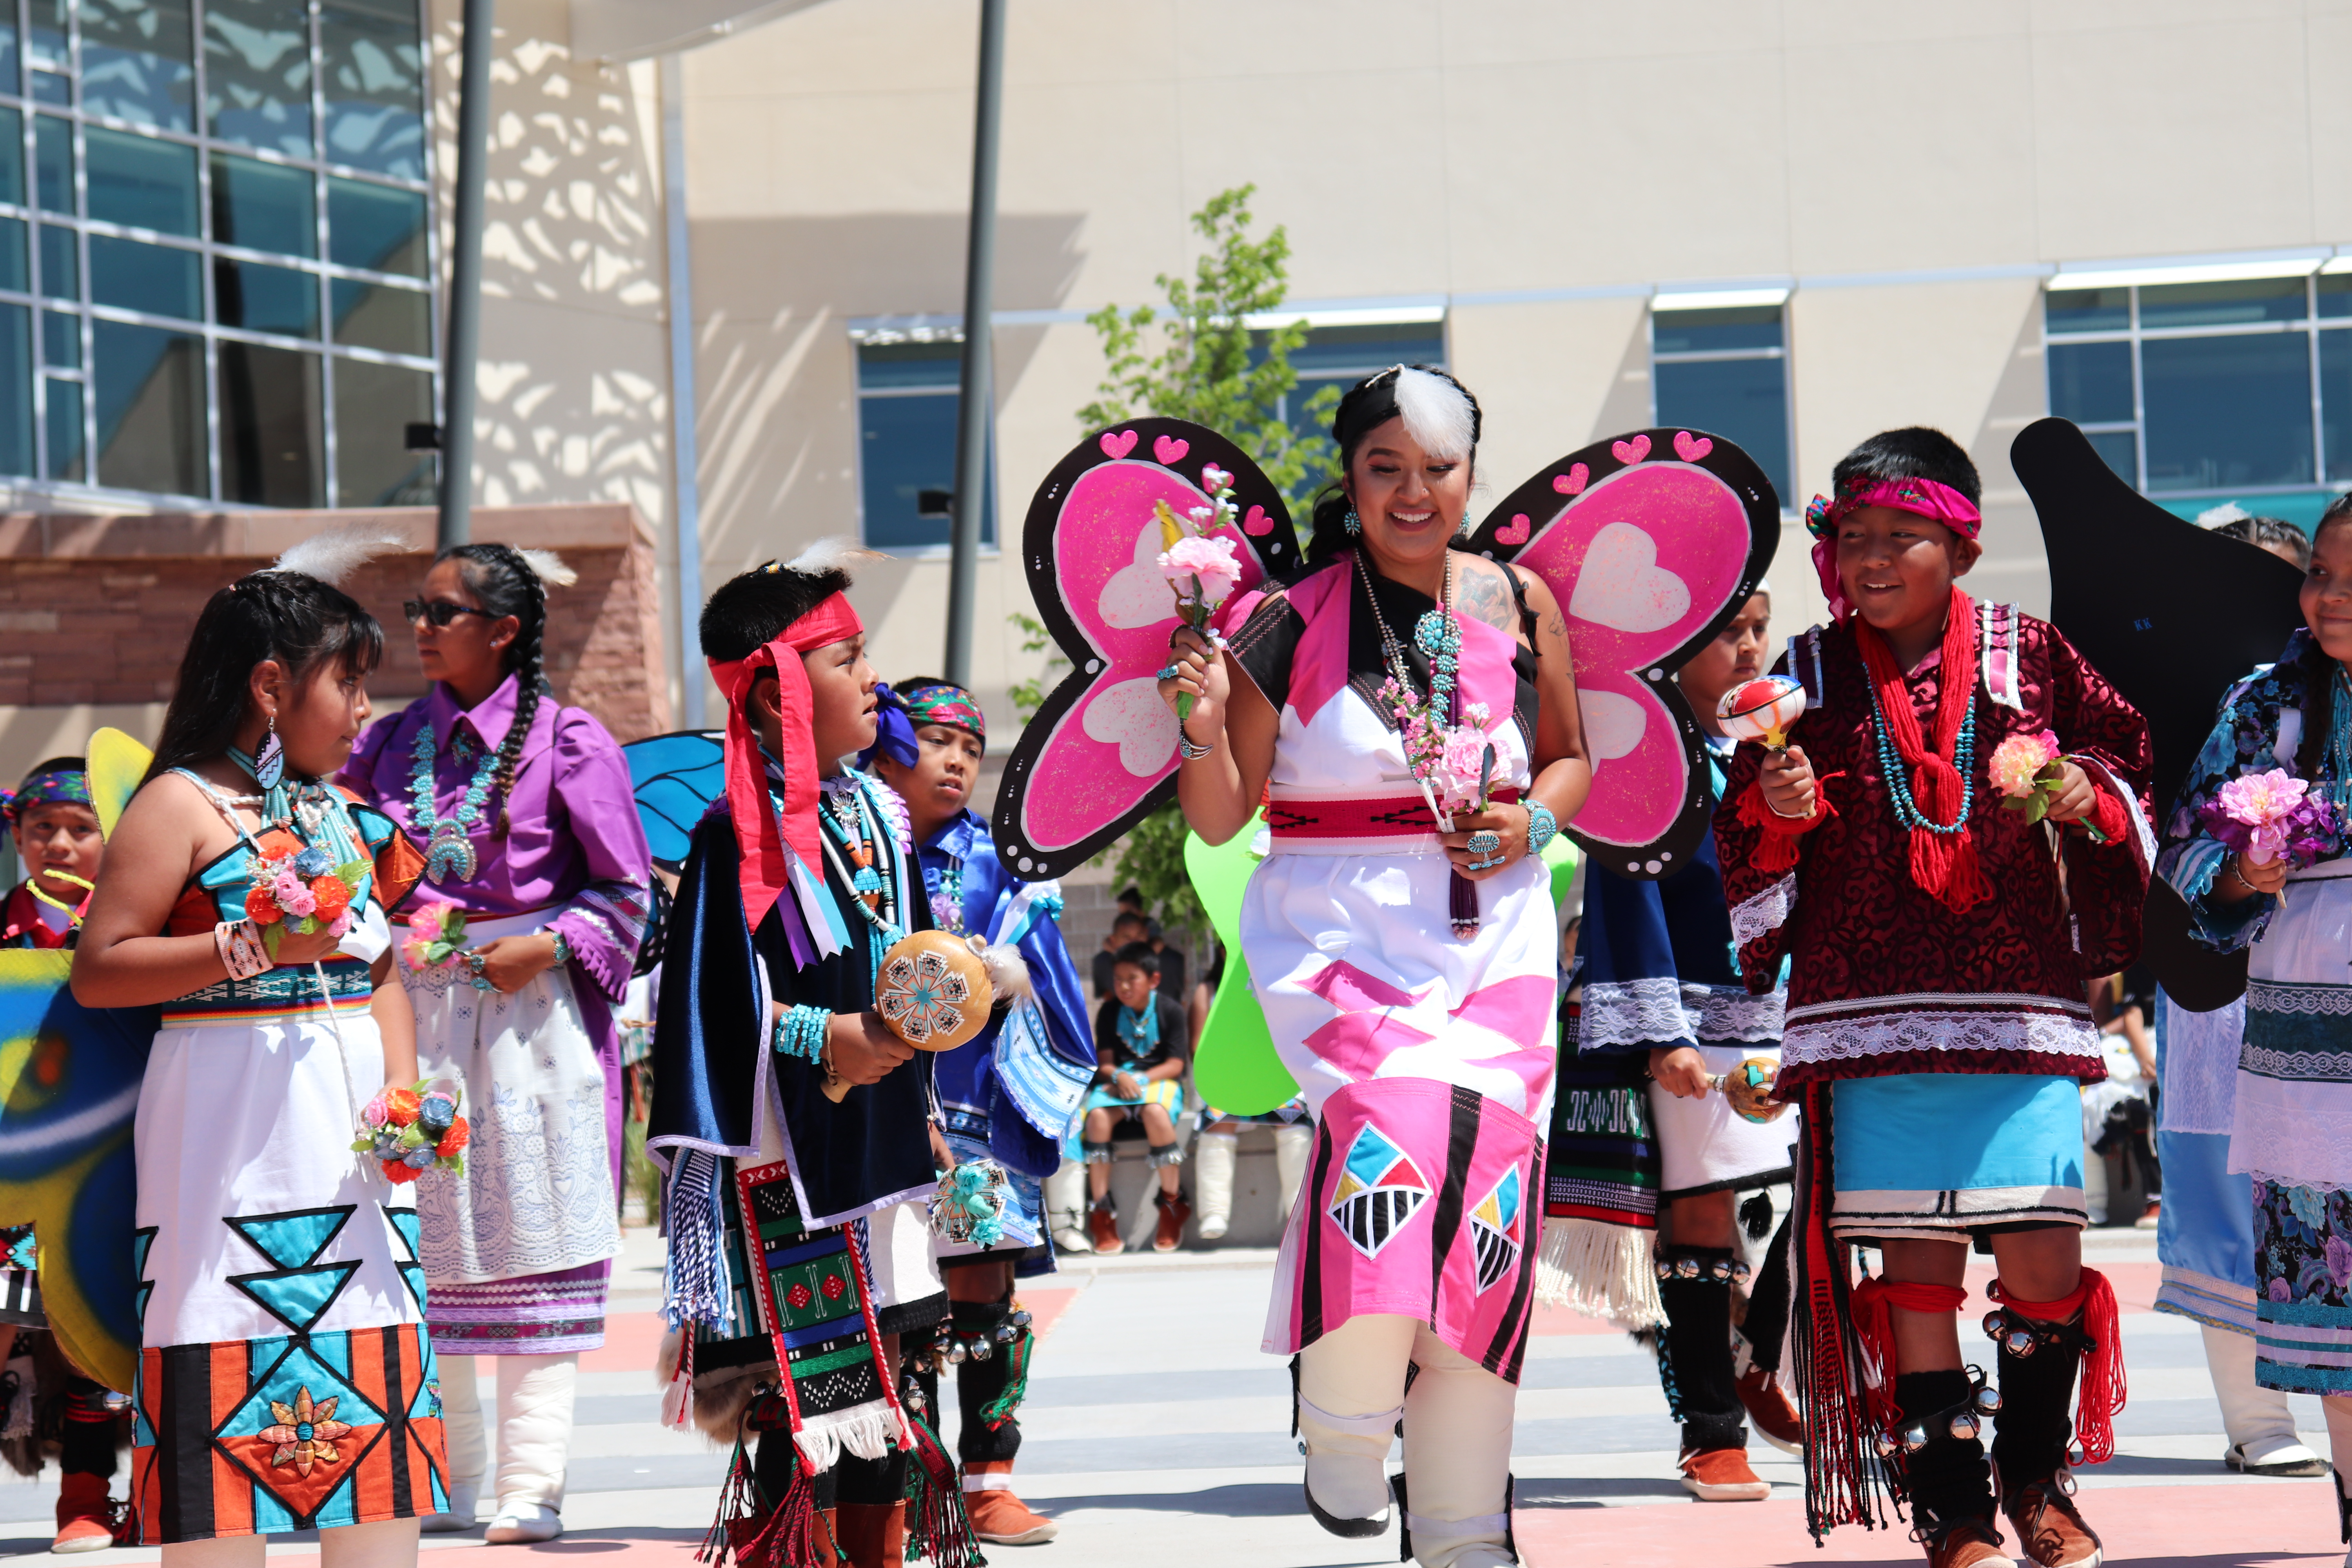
[1735,1364,1804,1455]
[1086,1202,1122,1256]
[2002,1476,2102,1568]
[1677,1446,1769,1501]
[963,1463,1058,1545]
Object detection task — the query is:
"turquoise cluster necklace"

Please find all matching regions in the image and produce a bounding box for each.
[410,721,501,884]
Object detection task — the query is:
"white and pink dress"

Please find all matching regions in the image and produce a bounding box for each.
[1225,551,1554,1566]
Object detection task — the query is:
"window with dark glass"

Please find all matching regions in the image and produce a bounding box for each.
[1651,304,1793,505]
[855,338,996,551]
[2045,272,2352,499]
[0,0,435,501]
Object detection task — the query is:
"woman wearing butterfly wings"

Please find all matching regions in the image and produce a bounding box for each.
[1159,365,1589,1568]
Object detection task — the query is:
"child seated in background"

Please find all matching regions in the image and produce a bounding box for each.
[1083,942,1191,1254]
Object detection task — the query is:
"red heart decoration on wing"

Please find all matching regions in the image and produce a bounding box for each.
[1552,464,1589,496]
[1673,430,1714,462]
[1242,505,1274,536]
[1495,514,1532,545]
[1152,434,1190,465]
[1610,434,1652,465]
[1099,429,1138,459]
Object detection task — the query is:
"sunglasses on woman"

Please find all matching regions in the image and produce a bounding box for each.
[405,599,497,628]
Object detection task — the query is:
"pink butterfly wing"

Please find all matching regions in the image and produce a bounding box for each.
[1475,430,1779,873]
[996,421,1298,878]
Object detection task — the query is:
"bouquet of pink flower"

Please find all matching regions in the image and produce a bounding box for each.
[1154,469,1245,722]
[2200,768,2342,868]
[1989,730,2068,823]
[401,902,472,975]
[1380,680,1497,828]
[242,845,368,958]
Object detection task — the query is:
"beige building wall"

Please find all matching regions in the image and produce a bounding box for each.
[426,0,684,718]
[671,0,2351,718]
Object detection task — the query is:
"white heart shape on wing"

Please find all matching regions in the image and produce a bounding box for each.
[1569,520,1691,634]
[1578,688,1646,763]
[1082,677,1178,776]
[1099,520,1175,630]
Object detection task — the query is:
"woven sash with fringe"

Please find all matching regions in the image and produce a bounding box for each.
[1536,998,1666,1328]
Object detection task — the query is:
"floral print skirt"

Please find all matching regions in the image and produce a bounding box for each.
[2252,1178,2352,1394]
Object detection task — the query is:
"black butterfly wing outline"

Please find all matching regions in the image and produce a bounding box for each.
[1463,428,1780,879]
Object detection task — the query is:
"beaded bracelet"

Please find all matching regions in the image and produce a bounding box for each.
[215,918,271,981]
[773,1004,831,1063]
[1525,801,1559,856]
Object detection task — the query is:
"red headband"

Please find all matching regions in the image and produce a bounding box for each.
[708,591,864,931]
[1804,477,1983,620]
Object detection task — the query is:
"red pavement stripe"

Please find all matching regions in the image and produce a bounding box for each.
[1517,1485,2339,1567]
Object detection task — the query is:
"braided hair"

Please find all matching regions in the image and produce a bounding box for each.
[438,543,551,837]
[146,572,384,785]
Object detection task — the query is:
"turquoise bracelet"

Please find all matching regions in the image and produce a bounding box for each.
[773,1004,830,1063]
[1526,801,1559,856]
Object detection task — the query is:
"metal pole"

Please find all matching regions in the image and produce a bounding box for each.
[661,53,707,728]
[942,0,1005,687]
[437,0,495,552]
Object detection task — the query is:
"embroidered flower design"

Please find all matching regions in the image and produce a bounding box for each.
[259,1388,352,1476]
[877,949,967,1045]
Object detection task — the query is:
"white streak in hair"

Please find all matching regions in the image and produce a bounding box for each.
[2196,502,2251,529]
[1752,577,1773,599]
[1392,367,1474,461]
[516,547,578,587]
[784,536,882,575]
[269,523,408,586]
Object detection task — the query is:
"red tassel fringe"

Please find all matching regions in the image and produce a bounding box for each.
[1987,1267,2127,1465]
[1848,1276,1971,1435]
[1737,775,1837,873]
[699,1434,822,1568]
[1789,1082,1891,1540]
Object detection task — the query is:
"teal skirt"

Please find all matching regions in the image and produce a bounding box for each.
[1829,1074,2087,1241]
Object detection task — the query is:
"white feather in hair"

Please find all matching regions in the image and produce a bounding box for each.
[269,523,409,586]
[2196,502,2252,529]
[516,547,577,587]
[1393,367,1475,461]
[783,536,880,575]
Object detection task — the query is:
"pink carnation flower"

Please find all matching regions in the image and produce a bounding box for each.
[1988,730,2061,798]
[1429,724,1498,811]
[1158,535,1243,604]
[274,868,318,918]
[408,906,444,940]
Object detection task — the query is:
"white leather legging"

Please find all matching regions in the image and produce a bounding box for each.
[439,1352,578,1512]
[1296,1312,1518,1568]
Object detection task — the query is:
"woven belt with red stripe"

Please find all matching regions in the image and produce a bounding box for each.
[1266,786,1521,840]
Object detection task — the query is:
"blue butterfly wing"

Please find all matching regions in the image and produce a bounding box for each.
[623,730,726,873]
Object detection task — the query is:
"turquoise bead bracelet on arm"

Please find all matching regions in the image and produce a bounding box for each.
[773,1004,831,1063]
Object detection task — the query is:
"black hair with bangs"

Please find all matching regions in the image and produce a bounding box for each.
[144,570,384,784]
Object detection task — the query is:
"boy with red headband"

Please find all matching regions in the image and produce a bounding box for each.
[1715,429,2154,1568]
[648,550,962,1568]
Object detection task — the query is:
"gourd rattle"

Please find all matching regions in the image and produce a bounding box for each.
[1717,675,1808,752]
[821,929,1031,1102]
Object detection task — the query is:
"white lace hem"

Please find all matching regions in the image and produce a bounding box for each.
[2247,981,2352,1016]
[1580,978,1691,1048]
[1691,986,1784,1044]
[1729,874,1796,947]
[1781,999,2102,1068]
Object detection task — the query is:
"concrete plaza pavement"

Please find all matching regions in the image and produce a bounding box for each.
[0,1225,2340,1567]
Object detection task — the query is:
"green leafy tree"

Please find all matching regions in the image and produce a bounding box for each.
[1055,183,1334,936]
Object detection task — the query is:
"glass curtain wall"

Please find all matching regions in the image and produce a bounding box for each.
[0,0,436,506]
